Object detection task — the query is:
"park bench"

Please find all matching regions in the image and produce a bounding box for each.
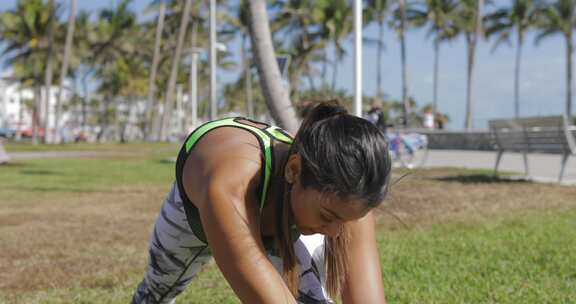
[489,116,576,183]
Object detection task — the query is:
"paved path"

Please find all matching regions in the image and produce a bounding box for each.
[422,150,576,186]
[8,150,135,159]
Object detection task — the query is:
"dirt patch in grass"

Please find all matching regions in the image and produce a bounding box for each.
[0,184,169,293]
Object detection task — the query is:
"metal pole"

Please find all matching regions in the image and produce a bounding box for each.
[354,0,363,117]
[209,0,217,120]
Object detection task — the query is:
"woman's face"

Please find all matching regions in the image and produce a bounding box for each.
[285,154,370,237]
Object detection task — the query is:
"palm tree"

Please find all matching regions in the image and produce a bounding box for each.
[535,0,575,118]
[159,0,193,141]
[453,0,485,130]
[144,0,166,141]
[54,0,77,144]
[485,0,538,118]
[364,0,391,98]
[248,0,298,132]
[0,0,54,144]
[90,0,138,141]
[316,0,352,91]
[391,0,411,126]
[223,0,255,118]
[409,0,458,126]
[272,0,328,102]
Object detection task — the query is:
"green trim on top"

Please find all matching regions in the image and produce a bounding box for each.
[266,126,294,144]
[184,118,293,212]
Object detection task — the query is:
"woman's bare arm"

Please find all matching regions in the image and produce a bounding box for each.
[341,211,387,304]
[200,176,297,303]
[183,128,297,304]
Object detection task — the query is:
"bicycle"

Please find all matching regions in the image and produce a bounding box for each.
[386,130,428,169]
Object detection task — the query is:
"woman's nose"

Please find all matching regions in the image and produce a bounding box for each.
[321,222,343,238]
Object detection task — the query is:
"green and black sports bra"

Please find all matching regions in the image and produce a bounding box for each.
[175,117,294,244]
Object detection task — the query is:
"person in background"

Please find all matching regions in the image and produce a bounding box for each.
[365,99,388,134]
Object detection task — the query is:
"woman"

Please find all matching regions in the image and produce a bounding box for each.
[132,101,392,303]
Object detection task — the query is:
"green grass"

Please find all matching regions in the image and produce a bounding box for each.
[4,141,179,153]
[0,149,178,204]
[379,211,576,303]
[0,157,174,194]
[0,146,575,303]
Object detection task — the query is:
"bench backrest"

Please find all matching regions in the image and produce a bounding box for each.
[488,116,576,154]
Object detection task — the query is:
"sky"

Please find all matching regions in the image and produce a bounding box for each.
[0,0,569,130]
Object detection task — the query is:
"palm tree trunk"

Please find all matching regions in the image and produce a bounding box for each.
[399,0,410,127]
[566,33,573,118]
[242,34,255,118]
[43,0,56,144]
[17,89,24,140]
[465,34,476,130]
[376,17,384,98]
[32,85,42,145]
[54,0,77,144]
[514,31,523,118]
[97,97,109,142]
[307,73,316,91]
[145,0,166,141]
[332,45,338,91]
[159,0,192,141]
[81,72,89,132]
[433,36,440,123]
[465,0,483,130]
[248,0,298,132]
[322,50,328,87]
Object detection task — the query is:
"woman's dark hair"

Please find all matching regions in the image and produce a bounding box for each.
[277,100,392,298]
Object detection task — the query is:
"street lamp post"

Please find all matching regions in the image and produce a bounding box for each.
[189,48,201,131]
[209,0,217,120]
[354,0,363,117]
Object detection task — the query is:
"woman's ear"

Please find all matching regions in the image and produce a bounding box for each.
[285,154,301,184]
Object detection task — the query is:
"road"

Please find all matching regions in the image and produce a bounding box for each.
[422,150,576,186]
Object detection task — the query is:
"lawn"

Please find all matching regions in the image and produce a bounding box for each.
[0,144,574,303]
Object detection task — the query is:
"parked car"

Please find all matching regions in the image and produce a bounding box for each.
[20,128,45,138]
[0,128,16,138]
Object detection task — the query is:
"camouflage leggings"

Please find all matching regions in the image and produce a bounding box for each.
[132,184,333,304]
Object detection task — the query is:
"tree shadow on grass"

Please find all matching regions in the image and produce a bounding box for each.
[433,174,532,184]
[14,186,101,193]
[20,169,63,176]
[0,162,30,168]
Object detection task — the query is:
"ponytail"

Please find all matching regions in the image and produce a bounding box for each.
[296,100,347,139]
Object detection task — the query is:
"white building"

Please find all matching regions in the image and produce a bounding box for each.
[0,80,72,141]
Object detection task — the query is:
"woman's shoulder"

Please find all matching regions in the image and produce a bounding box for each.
[190,125,263,162]
[180,125,264,207]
